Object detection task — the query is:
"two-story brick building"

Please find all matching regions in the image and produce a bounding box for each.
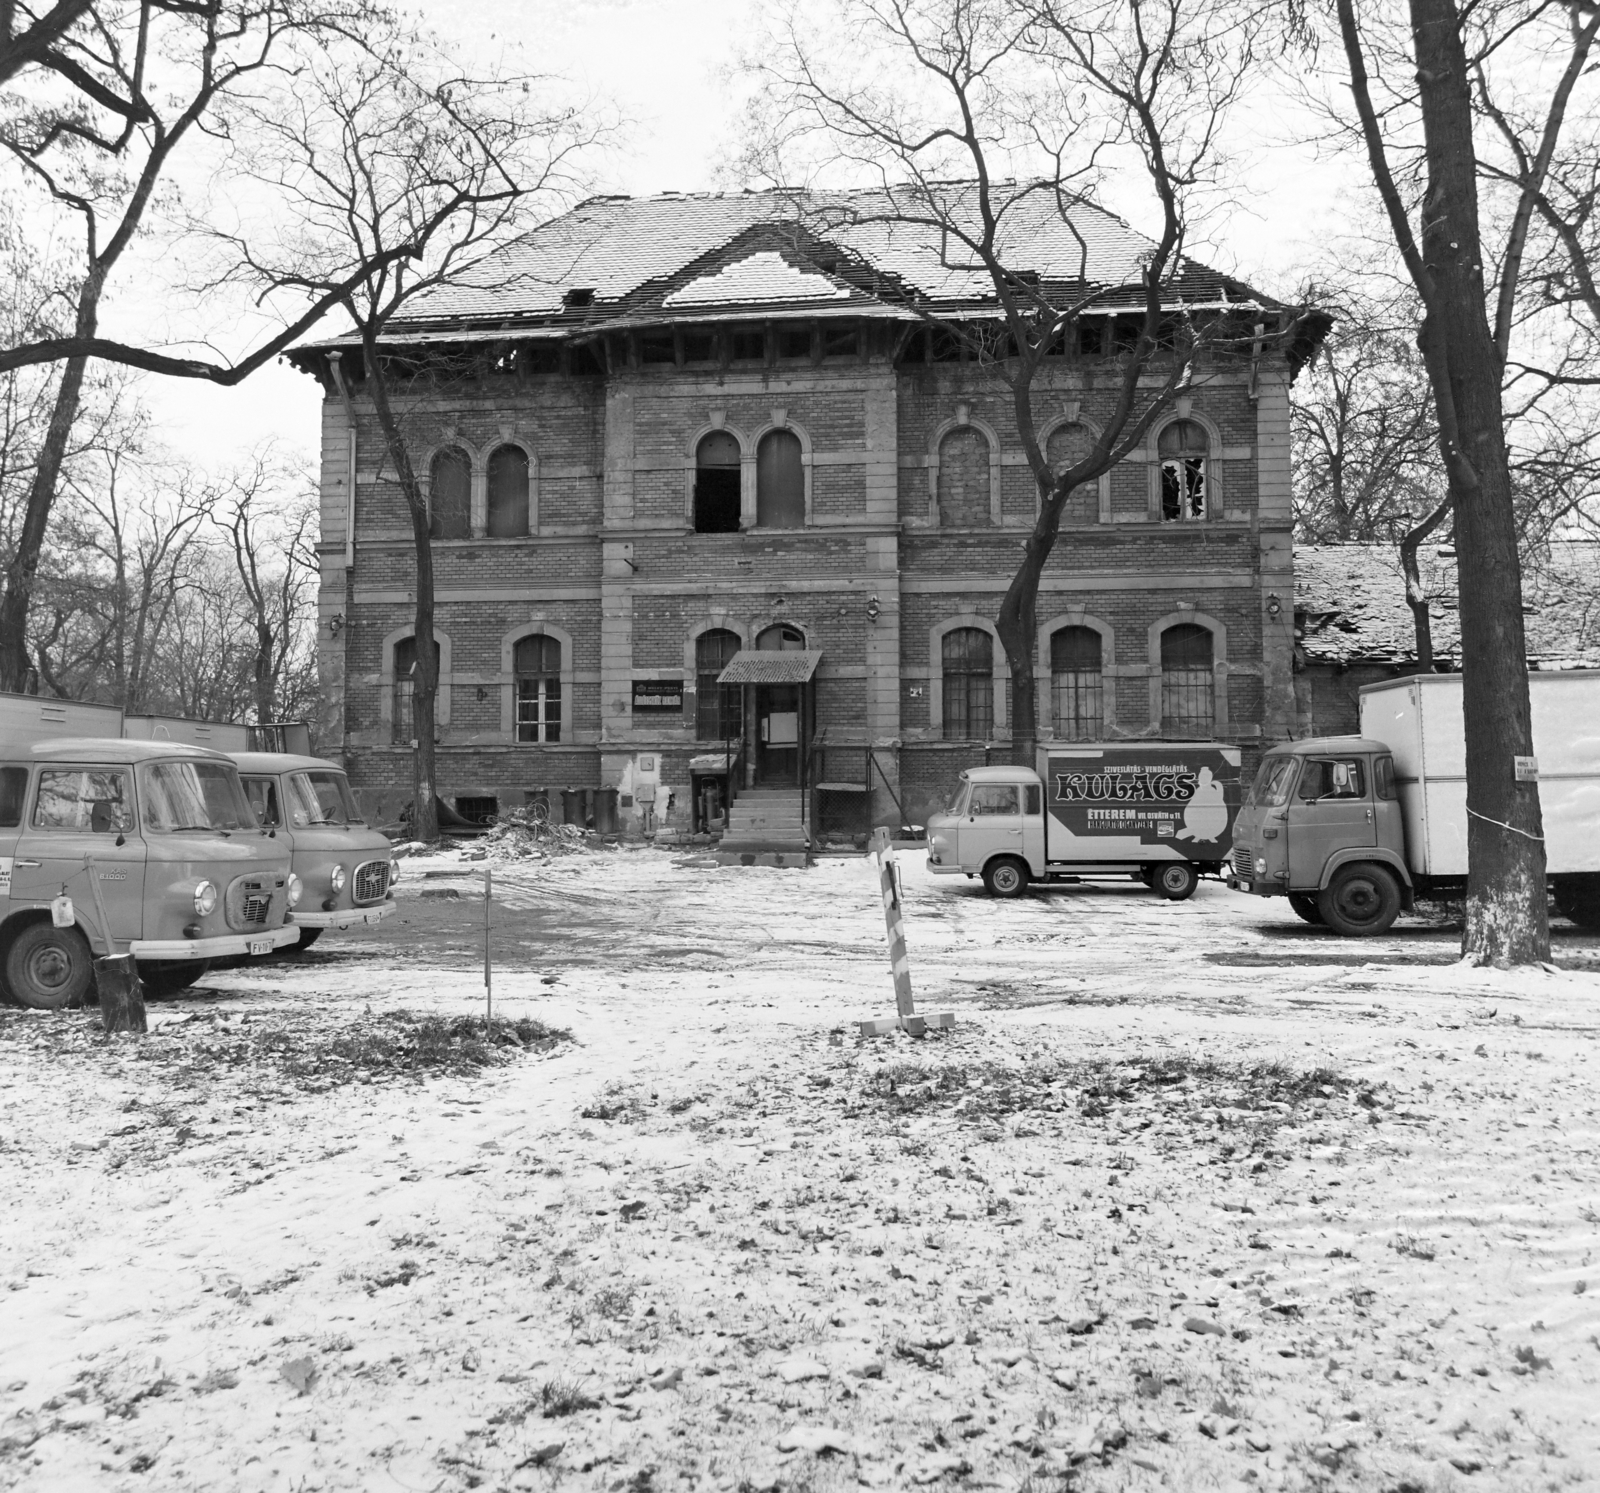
[290,187,1323,838]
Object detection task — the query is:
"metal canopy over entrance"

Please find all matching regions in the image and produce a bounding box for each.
[715,650,824,687]
[718,650,824,789]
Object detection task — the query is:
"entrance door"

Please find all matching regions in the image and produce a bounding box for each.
[13,762,148,946]
[757,686,800,785]
[1286,754,1375,890]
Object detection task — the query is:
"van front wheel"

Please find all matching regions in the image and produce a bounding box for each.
[1318,864,1401,937]
[1155,863,1199,901]
[983,857,1030,898]
[4,922,96,1010]
[1287,893,1325,926]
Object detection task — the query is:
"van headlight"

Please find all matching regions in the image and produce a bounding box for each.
[329,864,347,894]
[193,880,218,916]
[1255,856,1268,876]
[286,873,303,909]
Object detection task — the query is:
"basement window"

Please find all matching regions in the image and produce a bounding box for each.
[454,796,499,826]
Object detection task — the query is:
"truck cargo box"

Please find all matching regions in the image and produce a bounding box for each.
[1358,671,1600,878]
[1041,742,1242,864]
[0,690,123,752]
[122,714,252,751]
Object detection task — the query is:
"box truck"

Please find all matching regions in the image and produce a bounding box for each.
[1228,671,1600,935]
[925,742,1242,899]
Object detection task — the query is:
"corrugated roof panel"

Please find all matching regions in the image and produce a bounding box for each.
[718,650,825,685]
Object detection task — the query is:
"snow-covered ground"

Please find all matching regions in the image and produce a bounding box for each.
[2,846,1599,1493]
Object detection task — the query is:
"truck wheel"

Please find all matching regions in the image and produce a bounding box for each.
[1554,877,1600,930]
[983,857,1030,898]
[1287,893,1325,926]
[1136,866,1155,888]
[1154,862,1199,901]
[1318,864,1401,937]
[283,928,323,954]
[4,922,96,1010]
[139,961,210,997]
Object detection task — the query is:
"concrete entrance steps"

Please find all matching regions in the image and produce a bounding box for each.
[719,787,809,852]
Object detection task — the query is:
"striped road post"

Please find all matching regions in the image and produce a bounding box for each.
[859,827,954,1038]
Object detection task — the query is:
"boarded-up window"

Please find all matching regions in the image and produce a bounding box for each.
[937,427,991,526]
[429,448,471,539]
[1159,420,1209,522]
[486,445,530,538]
[942,627,993,739]
[695,629,743,740]
[392,635,439,744]
[1160,623,1214,736]
[695,431,742,534]
[1045,422,1099,524]
[1051,626,1103,740]
[515,634,561,743]
[756,430,805,527]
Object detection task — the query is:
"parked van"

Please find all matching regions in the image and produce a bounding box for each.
[0,738,301,1007]
[231,752,395,948]
[1228,671,1600,935]
[925,743,1242,899]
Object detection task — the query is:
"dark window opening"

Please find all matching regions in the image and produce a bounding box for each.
[641,332,676,365]
[514,633,562,743]
[521,343,561,375]
[392,635,439,744]
[1111,315,1144,353]
[682,330,715,363]
[942,627,994,740]
[563,287,595,308]
[428,447,471,540]
[823,326,859,358]
[455,796,499,826]
[1159,420,1209,522]
[777,326,813,360]
[486,444,530,538]
[569,342,604,375]
[694,431,742,534]
[1050,625,1103,741]
[756,429,805,527]
[696,629,743,740]
[1160,623,1214,737]
[898,329,926,363]
[929,328,963,362]
[730,328,766,361]
[1077,319,1107,357]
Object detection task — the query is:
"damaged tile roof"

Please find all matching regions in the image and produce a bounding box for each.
[1296,542,1600,670]
[300,184,1292,348]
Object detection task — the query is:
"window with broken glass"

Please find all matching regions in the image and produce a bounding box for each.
[1159,420,1209,522]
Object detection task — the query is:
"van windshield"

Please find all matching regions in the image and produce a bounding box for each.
[287,770,364,826]
[140,761,256,832]
[1246,755,1298,808]
[945,782,969,815]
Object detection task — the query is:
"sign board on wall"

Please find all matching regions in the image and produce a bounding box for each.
[1042,743,1242,858]
[631,680,684,715]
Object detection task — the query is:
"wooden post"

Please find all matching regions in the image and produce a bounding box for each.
[85,853,146,1035]
[859,828,953,1037]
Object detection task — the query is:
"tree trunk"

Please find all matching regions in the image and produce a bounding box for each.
[1399,495,1452,671]
[1411,0,1547,963]
[0,352,90,691]
[361,333,440,843]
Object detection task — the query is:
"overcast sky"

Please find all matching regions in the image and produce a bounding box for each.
[135,0,1369,477]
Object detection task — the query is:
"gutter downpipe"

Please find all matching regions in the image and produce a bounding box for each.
[327,351,357,571]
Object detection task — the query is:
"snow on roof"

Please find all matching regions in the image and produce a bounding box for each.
[1296,542,1600,669]
[663,250,853,308]
[307,185,1285,343]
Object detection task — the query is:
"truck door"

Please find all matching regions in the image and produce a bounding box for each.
[12,764,148,946]
[1286,755,1375,891]
[959,783,1024,868]
[0,766,26,915]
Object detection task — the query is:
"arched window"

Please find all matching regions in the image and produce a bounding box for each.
[942,627,993,739]
[694,431,741,534]
[514,634,562,743]
[392,635,438,744]
[486,445,530,538]
[1160,623,1214,736]
[756,430,805,528]
[937,427,991,526]
[1159,420,1209,522]
[1051,626,1103,740]
[429,447,472,540]
[1046,422,1099,523]
[756,623,806,651]
[695,629,743,740]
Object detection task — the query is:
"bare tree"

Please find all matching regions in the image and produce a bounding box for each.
[748,0,1298,763]
[207,30,596,840]
[0,0,384,693]
[1324,0,1590,964]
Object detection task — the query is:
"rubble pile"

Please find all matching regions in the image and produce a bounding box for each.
[480,805,594,861]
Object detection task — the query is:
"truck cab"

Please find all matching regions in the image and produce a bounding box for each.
[1229,736,1410,934]
[0,739,301,1008]
[231,752,395,948]
[926,768,1048,896]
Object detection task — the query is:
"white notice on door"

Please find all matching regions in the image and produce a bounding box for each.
[767,712,799,745]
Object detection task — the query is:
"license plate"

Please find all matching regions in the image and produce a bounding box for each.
[248,938,273,956]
